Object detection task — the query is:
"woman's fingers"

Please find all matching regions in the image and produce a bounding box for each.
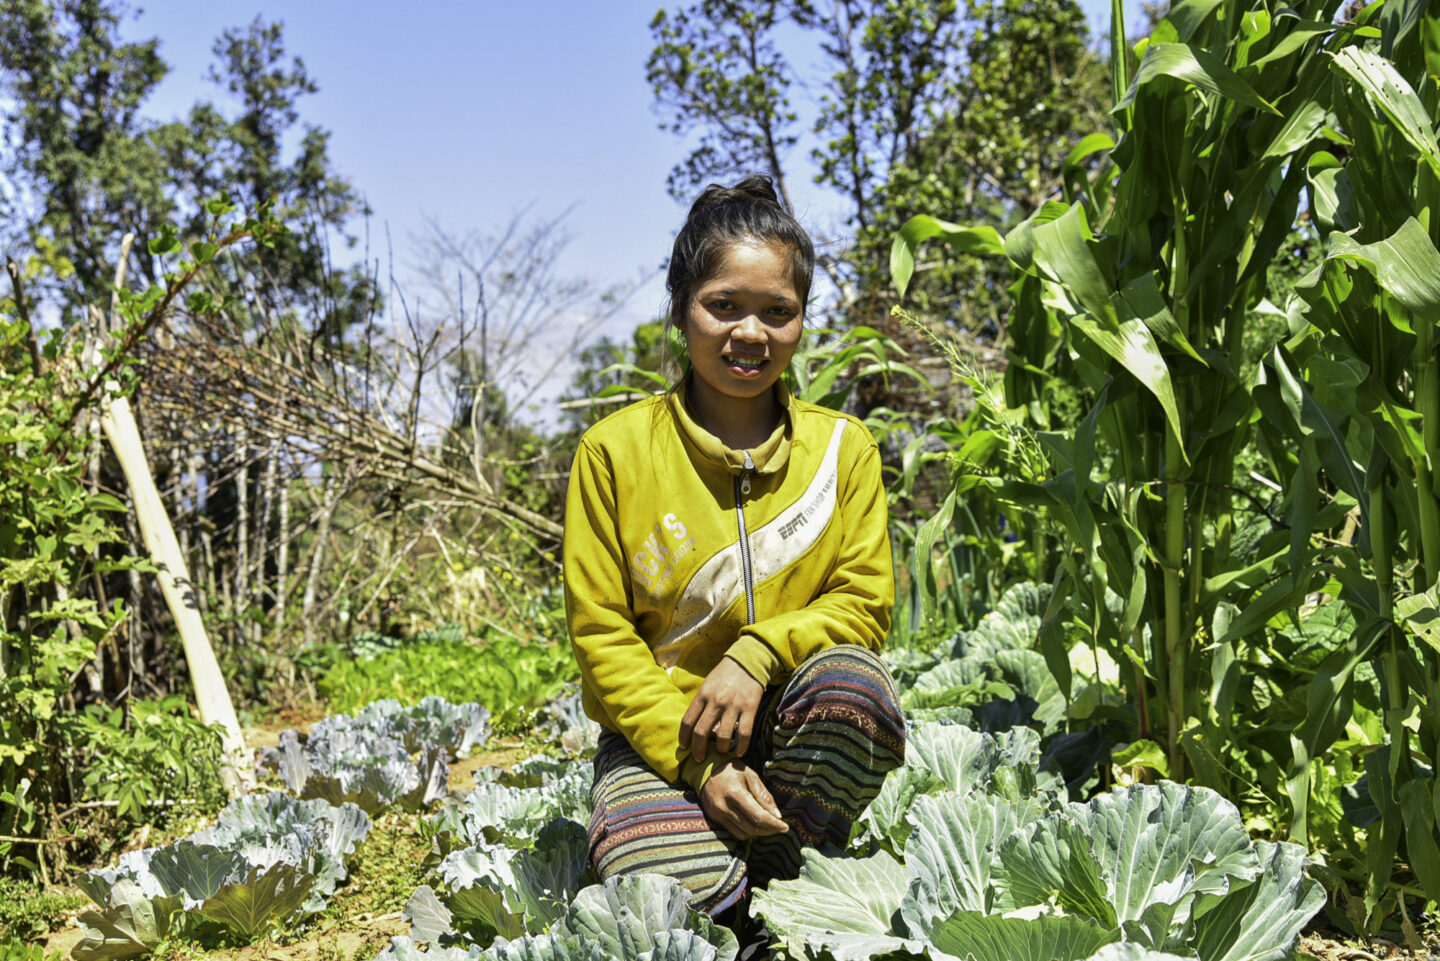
[686,700,724,762]
[731,776,787,836]
[712,706,741,754]
[743,766,783,820]
[732,707,754,759]
[700,763,788,839]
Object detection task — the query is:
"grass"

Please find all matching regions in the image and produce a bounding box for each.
[320,811,432,924]
[0,878,84,942]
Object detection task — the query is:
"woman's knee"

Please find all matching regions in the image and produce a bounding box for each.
[778,644,905,748]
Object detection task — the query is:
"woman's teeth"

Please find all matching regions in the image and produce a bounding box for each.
[728,357,766,370]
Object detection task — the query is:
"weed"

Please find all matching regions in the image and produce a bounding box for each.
[320,812,430,923]
[0,878,84,940]
[0,937,62,961]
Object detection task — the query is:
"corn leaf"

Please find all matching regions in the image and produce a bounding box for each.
[1329,47,1440,177]
[1117,43,1281,114]
[890,215,1003,297]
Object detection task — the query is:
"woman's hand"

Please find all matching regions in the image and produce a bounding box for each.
[681,656,764,762]
[699,760,788,839]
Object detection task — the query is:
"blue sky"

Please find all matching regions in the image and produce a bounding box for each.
[126,0,1139,415]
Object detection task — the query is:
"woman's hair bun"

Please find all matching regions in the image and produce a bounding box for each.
[687,175,782,218]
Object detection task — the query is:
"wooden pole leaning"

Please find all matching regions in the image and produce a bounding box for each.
[90,234,254,797]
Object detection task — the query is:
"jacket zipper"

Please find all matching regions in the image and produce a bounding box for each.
[734,451,756,625]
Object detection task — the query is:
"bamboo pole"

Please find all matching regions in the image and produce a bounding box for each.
[89,235,252,796]
[99,388,253,795]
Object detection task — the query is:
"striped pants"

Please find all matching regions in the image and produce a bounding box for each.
[586,644,906,916]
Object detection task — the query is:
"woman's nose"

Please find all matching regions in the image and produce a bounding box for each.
[733,313,765,340]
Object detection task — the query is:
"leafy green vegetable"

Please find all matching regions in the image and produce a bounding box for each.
[258,696,490,813]
[766,724,1324,961]
[318,638,576,731]
[73,794,371,958]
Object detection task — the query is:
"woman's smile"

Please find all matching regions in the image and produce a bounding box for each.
[680,241,803,446]
[724,354,769,374]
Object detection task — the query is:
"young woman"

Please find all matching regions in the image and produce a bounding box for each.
[562,176,905,920]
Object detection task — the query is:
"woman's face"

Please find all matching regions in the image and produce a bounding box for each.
[679,241,804,423]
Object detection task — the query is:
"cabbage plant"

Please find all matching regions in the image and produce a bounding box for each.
[395,874,736,961]
[311,696,492,757]
[406,818,595,945]
[888,582,1071,732]
[427,759,593,855]
[74,793,370,959]
[408,757,598,948]
[851,721,1062,855]
[759,724,1324,961]
[257,695,490,813]
[385,876,734,961]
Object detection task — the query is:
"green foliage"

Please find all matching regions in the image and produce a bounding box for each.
[835,0,1109,327]
[777,725,1325,961]
[0,876,84,940]
[0,0,171,309]
[316,636,578,733]
[560,321,676,432]
[0,939,63,961]
[1,193,280,877]
[63,696,228,822]
[0,3,369,322]
[895,0,1440,927]
[647,1,802,204]
[1,313,133,874]
[647,0,1109,340]
[320,812,431,923]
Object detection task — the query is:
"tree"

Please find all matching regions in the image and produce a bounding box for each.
[647,0,810,210]
[0,0,172,309]
[412,211,642,480]
[0,1,378,683]
[647,0,1109,332]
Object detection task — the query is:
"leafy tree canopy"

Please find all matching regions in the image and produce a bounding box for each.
[647,0,1109,337]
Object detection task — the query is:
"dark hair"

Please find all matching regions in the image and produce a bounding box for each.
[664,175,816,338]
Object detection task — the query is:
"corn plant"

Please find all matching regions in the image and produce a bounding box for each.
[895,0,1440,922]
[1262,2,1440,922]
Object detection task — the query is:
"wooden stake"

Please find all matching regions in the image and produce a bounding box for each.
[89,235,253,797]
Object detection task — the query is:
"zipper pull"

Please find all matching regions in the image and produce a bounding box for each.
[741,451,754,496]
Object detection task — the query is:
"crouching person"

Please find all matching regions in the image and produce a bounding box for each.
[561,176,906,926]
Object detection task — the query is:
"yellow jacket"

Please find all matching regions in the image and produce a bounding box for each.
[562,380,894,790]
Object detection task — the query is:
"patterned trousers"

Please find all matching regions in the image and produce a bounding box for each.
[586,644,906,916]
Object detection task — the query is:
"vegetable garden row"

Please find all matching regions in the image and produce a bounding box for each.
[70,584,1329,961]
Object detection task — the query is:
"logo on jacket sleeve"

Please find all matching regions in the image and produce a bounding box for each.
[630,512,696,595]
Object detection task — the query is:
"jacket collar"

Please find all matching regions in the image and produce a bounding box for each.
[666,377,794,475]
